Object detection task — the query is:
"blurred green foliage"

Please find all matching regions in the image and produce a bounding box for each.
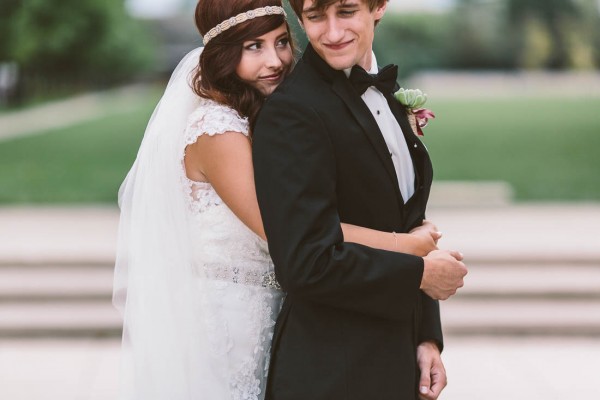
[505,0,592,69]
[374,0,599,74]
[0,0,154,104]
[374,13,452,77]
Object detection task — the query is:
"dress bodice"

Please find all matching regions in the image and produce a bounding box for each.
[185,178,275,288]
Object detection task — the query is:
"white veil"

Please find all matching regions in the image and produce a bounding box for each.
[113,47,223,399]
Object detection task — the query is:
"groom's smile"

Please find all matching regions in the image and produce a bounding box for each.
[301,0,387,71]
[323,39,354,51]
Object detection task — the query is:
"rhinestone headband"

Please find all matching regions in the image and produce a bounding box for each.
[203,6,287,46]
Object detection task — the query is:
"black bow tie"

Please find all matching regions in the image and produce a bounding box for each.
[349,64,398,96]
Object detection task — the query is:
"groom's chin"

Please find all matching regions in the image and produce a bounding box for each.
[316,51,356,71]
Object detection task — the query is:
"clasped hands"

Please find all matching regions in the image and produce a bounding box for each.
[410,219,468,301]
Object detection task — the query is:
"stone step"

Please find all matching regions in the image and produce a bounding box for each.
[0,265,113,301]
[458,263,600,300]
[426,204,600,264]
[0,301,121,339]
[2,296,599,338]
[2,262,599,338]
[2,204,600,266]
[428,181,514,207]
[442,298,600,337]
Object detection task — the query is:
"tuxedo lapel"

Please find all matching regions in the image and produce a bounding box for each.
[330,76,401,200]
[385,88,427,188]
[385,86,434,229]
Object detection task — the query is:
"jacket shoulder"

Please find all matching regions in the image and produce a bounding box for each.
[265,59,332,108]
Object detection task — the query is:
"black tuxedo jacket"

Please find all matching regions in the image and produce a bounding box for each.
[253,44,442,400]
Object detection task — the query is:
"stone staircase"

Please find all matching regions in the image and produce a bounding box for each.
[442,260,600,337]
[1,203,598,339]
[1,259,599,339]
[0,263,119,338]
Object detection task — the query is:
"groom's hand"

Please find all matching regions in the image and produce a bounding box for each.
[421,250,467,300]
[417,341,447,400]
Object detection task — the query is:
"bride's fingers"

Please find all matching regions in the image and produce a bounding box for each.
[423,220,438,230]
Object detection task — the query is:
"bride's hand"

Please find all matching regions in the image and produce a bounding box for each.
[410,220,441,244]
[407,220,441,256]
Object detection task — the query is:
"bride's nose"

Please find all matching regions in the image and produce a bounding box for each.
[263,46,283,69]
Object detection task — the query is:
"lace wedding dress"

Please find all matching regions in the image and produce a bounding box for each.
[180,97,284,400]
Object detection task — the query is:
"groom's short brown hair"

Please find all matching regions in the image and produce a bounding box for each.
[288,0,388,20]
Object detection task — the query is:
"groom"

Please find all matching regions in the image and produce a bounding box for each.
[253,1,467,399]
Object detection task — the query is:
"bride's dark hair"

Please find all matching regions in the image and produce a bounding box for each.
[192,0,295,130]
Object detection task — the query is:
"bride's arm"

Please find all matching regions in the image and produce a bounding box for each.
[341,222,441,257]
[185,131,267,240]
[186,133,440,256]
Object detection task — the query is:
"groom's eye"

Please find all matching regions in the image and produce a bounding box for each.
[305,13,324,21]
[338,9,357,17]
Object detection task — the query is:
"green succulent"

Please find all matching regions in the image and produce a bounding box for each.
[394,88,428,109]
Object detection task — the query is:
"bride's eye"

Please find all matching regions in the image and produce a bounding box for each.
[276,37,289,47]
[244,42,262,51]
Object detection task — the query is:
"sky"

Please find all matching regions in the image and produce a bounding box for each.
[126,0,456,19]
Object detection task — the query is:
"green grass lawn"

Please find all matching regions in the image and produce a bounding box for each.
[423,96,600,201]
[0,94,158,203]
[0,94,599,203]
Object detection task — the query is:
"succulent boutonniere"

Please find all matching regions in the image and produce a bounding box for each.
[393,88,435,136]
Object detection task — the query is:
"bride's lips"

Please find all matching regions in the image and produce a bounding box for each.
[259,72,283,82]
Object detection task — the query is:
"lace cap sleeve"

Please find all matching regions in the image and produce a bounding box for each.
[184,98,249,145]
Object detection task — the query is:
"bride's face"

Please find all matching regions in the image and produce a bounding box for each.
[236,24,293,96]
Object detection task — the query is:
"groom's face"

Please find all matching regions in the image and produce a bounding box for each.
[300,0,386,71]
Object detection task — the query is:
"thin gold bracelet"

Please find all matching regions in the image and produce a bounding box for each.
[392,231,398,249]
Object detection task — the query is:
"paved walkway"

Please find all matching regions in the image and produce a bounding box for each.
[2,336,599,400]
[410,71,600,99]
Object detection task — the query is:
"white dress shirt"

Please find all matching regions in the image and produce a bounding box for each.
[344,53,415,203]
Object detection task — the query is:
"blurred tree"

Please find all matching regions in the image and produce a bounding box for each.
[445,0,510,70]
[579,0,600,67]
[374,12,452,77]
[0,0,154,104]
[506,0,582,69]
[0,0,20,62]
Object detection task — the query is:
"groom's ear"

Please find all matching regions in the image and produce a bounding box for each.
[374,1,387,26]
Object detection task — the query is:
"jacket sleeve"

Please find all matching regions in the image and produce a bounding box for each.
[253,94,424,321]
[419,293,444,351]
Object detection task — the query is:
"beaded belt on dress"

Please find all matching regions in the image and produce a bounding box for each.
[202,264,282,291]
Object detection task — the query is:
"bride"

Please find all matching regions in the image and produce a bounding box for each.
[113,0,441,399]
